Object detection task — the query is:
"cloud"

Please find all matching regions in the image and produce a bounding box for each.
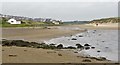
[1,2,118,21]
[1,0,119,2]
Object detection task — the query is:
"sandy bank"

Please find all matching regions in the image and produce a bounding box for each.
[2,46,111,63]
[2,27,85,42]
[70,23,119,30]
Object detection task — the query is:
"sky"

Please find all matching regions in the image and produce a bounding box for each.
[0,0,119,21]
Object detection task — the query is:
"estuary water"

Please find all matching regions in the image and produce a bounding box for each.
[45,29,118,62]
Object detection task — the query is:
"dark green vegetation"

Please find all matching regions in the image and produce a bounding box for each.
[90,17,120,24]
[2,39,57,49]
[0,17,63,27]
[2,39,96,50]
[2,39,77,49]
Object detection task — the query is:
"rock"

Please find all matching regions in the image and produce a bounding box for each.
[24,50,27,51]
[76,44,84,49]
[49,43,56,46]
[47,51,56,53]
[105,47,109,48]
[98,34,101,36]
[84,44,91,46]
[96,57,107,61]
[2,40,12,46]
[74,51,78,53]
[97,50,101,52]
[71,38,77,40]
[90,57,98,59]
[93,32,95,33]
[67,46,76,49]
[57,44,63,49]
[9,54,17,57]
[85,47,90,50]
[91,47,95,49]
[82,59,91,62]
[76,56,81,58]
[58,53,62,56]
[78,35,83,37]
[102,41,105,42]
[94,30,97,31]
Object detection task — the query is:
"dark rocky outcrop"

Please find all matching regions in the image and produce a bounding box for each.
[91,47,95,49]
[84,46,90,50]
[58,53,62,56]
[76,44,84,49]
[57,44,63,49]
[97,50,101,52]
[78,35,83,37]
[84,44,91,46]
[2,39,57,49]
[95,57,107,61]
[71,38,77,40]
[67,46,76,49]
[82,59,91,62]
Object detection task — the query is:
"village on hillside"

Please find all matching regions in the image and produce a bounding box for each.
[0,14,62,27]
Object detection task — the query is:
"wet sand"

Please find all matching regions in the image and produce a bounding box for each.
[2,27,85,42]
[2,46,111,63]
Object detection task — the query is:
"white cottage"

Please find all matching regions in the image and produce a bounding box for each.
[7,19,21,24]
[52,21,60,24]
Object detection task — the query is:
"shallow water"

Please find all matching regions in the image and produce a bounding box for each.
[44,29,118,62]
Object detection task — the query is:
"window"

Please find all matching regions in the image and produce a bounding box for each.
[11,21,14,22]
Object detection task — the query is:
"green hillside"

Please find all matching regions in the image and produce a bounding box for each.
[90,17,120,24]
[0,17,62,27]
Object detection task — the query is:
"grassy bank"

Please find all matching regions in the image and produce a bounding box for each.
[0,17,63,27]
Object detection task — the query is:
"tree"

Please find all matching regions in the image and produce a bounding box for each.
[2,17,8,24]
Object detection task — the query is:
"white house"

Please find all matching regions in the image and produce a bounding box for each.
[52,20,61,24]
[7,19,21,24]
[52,21,60,24]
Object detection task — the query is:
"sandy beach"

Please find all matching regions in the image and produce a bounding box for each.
[2,27,85,42]
[2,46,111,63]
[1,24,119,63]
[71,23,119,30]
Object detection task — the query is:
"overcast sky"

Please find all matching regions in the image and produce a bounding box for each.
[1,2,118,21]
